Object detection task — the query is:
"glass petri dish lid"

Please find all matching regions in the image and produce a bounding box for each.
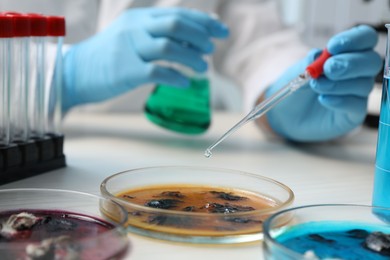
[0,188,130,260]
[100,165,294,244]
[263,204,390,259]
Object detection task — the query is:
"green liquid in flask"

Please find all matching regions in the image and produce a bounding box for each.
[144,77,211,135]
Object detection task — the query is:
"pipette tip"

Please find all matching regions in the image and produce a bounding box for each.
[204,149,212,158]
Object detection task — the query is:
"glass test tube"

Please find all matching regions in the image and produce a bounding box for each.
[6,13,31,143]
[46,16,66,135]
[0,15,13,146]
[28,14,47,139]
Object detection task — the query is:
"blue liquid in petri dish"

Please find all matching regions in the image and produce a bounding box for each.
[275,221,390,259]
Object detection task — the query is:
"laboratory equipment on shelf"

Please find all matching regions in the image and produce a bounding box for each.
[205,49,331,158]
[372,24,390,209]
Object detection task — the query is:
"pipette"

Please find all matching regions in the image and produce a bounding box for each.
[204,49,332,158]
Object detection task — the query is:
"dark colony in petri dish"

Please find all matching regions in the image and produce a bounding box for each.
[0,210,128,260]
[117,185,278,235]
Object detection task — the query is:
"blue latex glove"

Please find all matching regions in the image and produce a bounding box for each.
[62,8,229,111]
[264,25,382,142]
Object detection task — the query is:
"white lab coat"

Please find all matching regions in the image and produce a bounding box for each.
[0,0,310,114]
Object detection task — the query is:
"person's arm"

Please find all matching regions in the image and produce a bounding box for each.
[215,1,381,142]
[62,7,229,113]
[257,25,382,142]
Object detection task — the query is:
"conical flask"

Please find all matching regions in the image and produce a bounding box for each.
[144,67,211,135]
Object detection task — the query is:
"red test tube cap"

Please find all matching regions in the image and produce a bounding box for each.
[28,13,48,36]
[47,16,66,37]
[4,12,30,37]
[0,15,13,38]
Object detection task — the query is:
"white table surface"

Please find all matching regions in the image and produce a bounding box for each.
[0,112,379,259]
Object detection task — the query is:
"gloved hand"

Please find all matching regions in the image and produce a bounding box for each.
[263,25,382,142]
[62,8,229,111]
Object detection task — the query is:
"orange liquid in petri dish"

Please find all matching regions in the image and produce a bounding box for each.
[117,185,280,236]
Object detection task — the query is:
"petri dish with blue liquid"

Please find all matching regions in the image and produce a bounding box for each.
[263,204,390,259]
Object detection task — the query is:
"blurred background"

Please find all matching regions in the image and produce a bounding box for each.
[2,0,389,127]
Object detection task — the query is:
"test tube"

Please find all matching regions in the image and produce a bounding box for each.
[28,14,47,139]
[46,16,66,135]
[6,13,31,143]
[0,15,13,146]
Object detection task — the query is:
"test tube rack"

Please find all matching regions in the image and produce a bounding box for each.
[0,134,66,185]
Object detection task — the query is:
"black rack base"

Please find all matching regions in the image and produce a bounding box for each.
[0,135,66,185]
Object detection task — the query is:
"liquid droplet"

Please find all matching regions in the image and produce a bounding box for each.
[204,149,212,158]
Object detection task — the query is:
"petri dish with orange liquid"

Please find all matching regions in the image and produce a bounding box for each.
[101,166,294,244]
